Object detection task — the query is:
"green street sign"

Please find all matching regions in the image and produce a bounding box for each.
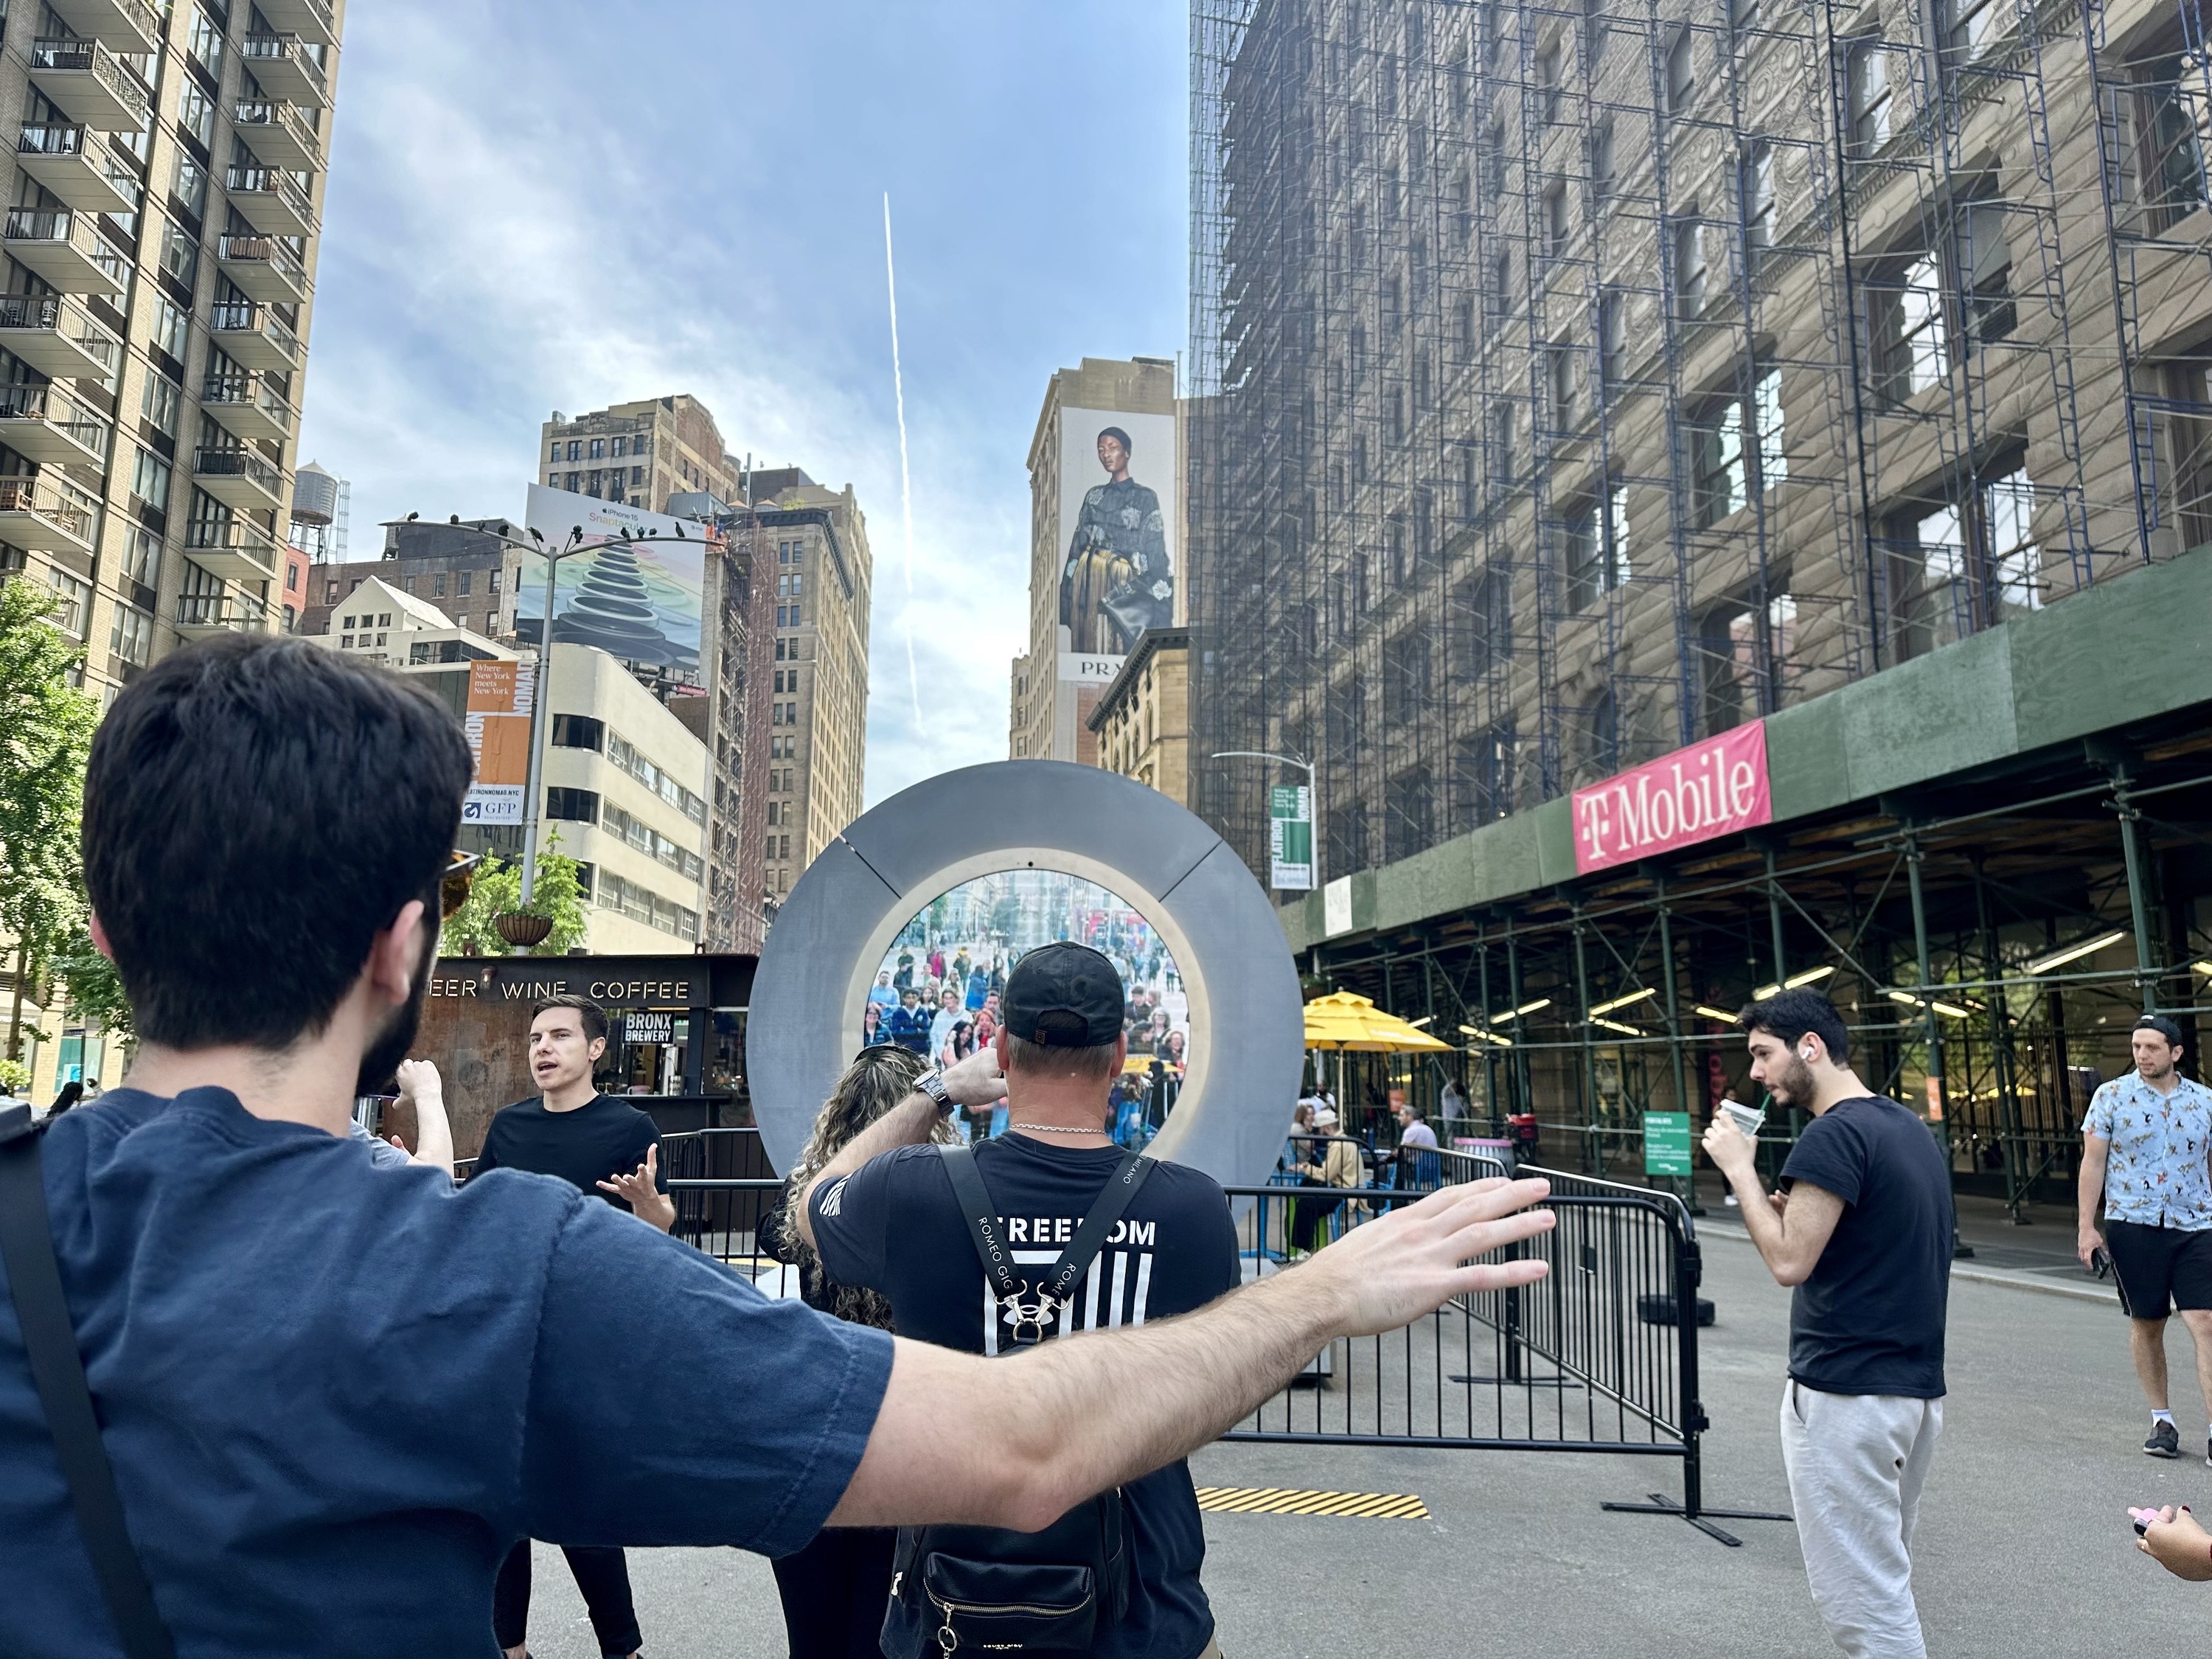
[1644,1111,1693,1178]
[1269,785,1313,891]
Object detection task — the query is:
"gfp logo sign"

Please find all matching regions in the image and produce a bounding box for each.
[1571,720,1772,876]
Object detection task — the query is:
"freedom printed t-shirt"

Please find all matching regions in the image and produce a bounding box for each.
[811,1134,1240,1659]
[2083,1072,2212,1228]
[0,1088,891,1657]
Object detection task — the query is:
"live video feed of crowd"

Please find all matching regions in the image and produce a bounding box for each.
[859,868,1190,1149]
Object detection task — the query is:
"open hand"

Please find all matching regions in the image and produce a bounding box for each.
[2140,1506,2212,1580]
[599,1144,676,1232]
[1295,1177,1554,1338]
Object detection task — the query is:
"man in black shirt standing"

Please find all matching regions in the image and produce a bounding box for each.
[799,942,1239,1659]
[475,993,671,1659]
[1702,988,1952,1659]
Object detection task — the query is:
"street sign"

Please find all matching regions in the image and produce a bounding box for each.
[1644,1110,1693,1178]
[1270,785,1313,891]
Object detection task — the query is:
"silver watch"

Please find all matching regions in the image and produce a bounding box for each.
[916,1070,953,1114]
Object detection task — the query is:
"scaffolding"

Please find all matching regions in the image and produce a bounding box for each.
[1189,0,2212,1200]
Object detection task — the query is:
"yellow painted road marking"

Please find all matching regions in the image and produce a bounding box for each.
[1194,1486,1430,1519]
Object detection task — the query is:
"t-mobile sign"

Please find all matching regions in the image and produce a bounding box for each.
[1571,720,1773,876]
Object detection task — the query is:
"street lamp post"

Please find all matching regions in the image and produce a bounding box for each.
[1208,751,1318,885]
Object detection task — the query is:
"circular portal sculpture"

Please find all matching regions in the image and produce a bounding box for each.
[747,759,1304,1189]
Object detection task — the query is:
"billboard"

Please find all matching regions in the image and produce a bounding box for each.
[1269,785,1313,890]
[518,484,706,688]
[462,658,532,824]
[1056,406,1178,662]
[1571,720,1773,875]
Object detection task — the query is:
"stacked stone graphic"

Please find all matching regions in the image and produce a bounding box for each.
[551,540,678,667]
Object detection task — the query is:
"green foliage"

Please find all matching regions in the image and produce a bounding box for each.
[0,576,99,969]
[0,1056,27,1093]
[440,830,590,957]
[53,924,131,1040]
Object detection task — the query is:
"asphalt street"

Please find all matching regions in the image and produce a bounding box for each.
[512,1231,2211,1658]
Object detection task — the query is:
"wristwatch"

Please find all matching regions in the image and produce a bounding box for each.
[915,1070,954,1115]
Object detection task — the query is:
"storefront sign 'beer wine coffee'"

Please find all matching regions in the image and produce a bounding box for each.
[1571,720,1773,876]
[1270,785,1314,891]
[462,659,534,825]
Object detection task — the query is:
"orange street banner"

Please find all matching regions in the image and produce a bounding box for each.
[462,659,533,825]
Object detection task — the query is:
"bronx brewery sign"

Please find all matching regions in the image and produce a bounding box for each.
[1571,720,1773,876]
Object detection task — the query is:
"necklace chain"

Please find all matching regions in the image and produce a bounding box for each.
[1009,1122,1110,1135]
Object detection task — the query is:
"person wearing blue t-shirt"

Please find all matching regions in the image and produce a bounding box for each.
[0,636,1559,1657]
[1703,988,1953,1659]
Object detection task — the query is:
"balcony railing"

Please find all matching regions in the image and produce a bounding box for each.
[208,299,301,363]
[201,372,294,435]
[3,207,130,287]
[193,446,285,494]
[28,38,153,131]
[0,382,112,448]
[175,592,269,632]
[0,293,124,374]
[224,164,313,222]
[0,476,97,538]
[185,517,279,567]
[18,122,88,157]
[240,34,327,98]
[216,233,307,288]
[232,99,319,162]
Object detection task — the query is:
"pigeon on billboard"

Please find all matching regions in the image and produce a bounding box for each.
[518,484,706,686]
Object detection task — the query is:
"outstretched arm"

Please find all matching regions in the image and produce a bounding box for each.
[794,1047,1006,1251]
[827,1176,1555,1530]
[394,1060,454,1176]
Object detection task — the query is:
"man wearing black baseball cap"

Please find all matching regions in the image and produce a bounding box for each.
[799,940,1241,1659]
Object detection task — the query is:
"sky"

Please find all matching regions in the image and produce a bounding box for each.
[296,1,1189,807]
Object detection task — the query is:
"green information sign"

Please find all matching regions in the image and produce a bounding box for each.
[1269,785,1313,891]
[1644,1111,1694,1178]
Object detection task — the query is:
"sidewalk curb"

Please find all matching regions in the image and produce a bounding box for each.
[1697,1218,2118,1306]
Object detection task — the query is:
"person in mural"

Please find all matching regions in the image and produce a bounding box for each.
[1060,425,1172,654]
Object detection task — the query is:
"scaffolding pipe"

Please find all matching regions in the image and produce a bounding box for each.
[2110,762,2160,1016]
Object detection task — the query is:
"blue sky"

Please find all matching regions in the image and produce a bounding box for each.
[297,1,1189,806]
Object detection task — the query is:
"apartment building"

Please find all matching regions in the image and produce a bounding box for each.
[751,465,871,902]
[1012,356,1181,765]
[313,572,512,668]
[540,394,738,515]
[1086,627,1191,807]
[302,515,524,641]
[0,0,339,693]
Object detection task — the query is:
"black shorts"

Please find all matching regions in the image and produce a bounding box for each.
[2105,1220,2212,1318]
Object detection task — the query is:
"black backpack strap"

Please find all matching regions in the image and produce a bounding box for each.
[937,1144,1156,1346]
[0,1105,175,1659]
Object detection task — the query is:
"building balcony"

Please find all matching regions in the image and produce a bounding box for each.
[240,35,327,108]
[0,476,97,557]
[27,38,152,133]
[232,99,321,173]
[0,293,123,381]
[174,592,270,639]
[192,445,287,512]
[215,234,308,305]
[3,209,128,294]
[184,518,279,583]
[223,164,315,238]
[207,300,300,372]
[44,0,160,51]
[251,0,334,48]
[16,123,136,214]
[201,372,293,445]
[0,383,110,473]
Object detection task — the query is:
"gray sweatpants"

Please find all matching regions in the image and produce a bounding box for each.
[1778,1379,1944,1659]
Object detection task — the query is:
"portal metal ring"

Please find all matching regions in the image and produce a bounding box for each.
[745,759,1305,1189]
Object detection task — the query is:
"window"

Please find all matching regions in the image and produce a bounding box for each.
[1385,765,1436,861]
[1755,366,1787,488]
[178,83,215,150]
[1581,689,1620,777]
[1699,591,1795,731]
[566,473,580,491]
[566,440,581,462]
[140,372,182,439]
[1960,203,2014,343]
[1382,629,1431,722]
[588,438,605,459]
[1943,0,2005,63]
[1882,462,2043,657]
[1564,486,1630,608]
[285,563,298,591]
[2137,40,2212,232]
[1743,141,1776,265]
[611,436,627,458]
[1599,288,1627,392]
[132,447,172,514]
[159,219,201,293]
[325,581,338,605]
[552,713,604,751]
[1869,251,1950,400]
[44,565,91,636]
[432,572,446,597]
[111,602,154,667]
[1666,30,1696,114]
[545,787,599,824]
[548,442,560,462]
[153,298,189,362]
[1582,0,1609,69]
[630,465,644,487]
[456,569,471,597]
[1694,398,1748,526]
[1538,41,1562,124]
[490,568,501,594]
[170,153,208,220]
[2158,355,2212,549]
[1548,338,1576,425]
[1849,42,1893,156]
[1543,181,1569,259]
[1592,122,1616,206]
[1672,214,1708,317]
[1454,723,1516,822]
[1457,566,1512,678]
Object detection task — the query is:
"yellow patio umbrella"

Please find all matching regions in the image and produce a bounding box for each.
[1302,991,1450,1111]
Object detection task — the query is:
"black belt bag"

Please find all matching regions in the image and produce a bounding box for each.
[884,1144,1154,1656]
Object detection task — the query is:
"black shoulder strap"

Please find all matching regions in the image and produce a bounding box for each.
[938,1143,1156,1346]
[0,1105,175,1659]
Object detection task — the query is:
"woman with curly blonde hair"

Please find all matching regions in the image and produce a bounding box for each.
[761,1043,956,1656]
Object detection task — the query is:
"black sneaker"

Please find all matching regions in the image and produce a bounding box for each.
[2146,1420,2181,1458]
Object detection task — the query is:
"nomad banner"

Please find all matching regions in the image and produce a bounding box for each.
[1571,720,1772,876]
[462,659,532,824]
[1270,785,1314,890]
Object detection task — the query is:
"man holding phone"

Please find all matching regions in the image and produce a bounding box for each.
[2075,1014,2212,1461]
[1701,988,1953,1659]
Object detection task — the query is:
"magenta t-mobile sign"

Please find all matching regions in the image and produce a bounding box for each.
[1572,720,1773,875]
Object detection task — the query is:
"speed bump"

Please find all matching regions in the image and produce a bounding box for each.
[1194,1486,1430,1519]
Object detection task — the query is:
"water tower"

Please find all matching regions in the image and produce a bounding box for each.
[288,462,346,560]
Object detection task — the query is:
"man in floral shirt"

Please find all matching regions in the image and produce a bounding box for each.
[2078,1015,2212,1460]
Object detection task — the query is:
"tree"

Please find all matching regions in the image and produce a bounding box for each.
[441,830,591,957]
[0,576,100,1060]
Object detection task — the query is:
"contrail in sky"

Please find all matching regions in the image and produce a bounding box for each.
[883,193,921,724]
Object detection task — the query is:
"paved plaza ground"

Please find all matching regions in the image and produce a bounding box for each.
[512,1200,2212,1657]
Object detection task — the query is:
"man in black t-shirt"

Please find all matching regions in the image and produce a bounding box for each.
[801,942,1239,1659]
[473,994,671,1659]
[1702,988,1952,1659]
